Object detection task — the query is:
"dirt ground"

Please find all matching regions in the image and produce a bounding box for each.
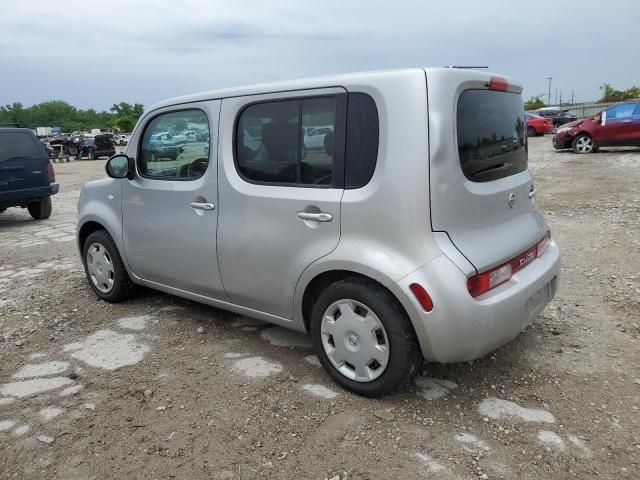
[0,138,638,480]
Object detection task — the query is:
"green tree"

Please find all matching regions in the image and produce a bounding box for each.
[524,96,545,111]
[599,83,640,102]
[114,116,136,133]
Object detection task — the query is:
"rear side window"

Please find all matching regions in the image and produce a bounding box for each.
[457,90,527,182]
[0,132,43,163]
[345,93,379,189]
[235,97,338,187]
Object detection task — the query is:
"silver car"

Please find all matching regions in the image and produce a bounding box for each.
[77,68,560,397]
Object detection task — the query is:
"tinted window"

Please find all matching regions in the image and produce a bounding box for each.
[301,97,335,186]
[457,90,527,182]
[235,97,337,186]
[139,110,210,180]
[345,93,379,189]
[606,103,635,120]
[0,132,43,162]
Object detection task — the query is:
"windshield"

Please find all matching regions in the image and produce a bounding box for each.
[457,89,527,182]
[0,132,43,163]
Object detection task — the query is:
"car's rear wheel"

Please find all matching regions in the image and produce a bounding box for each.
[27,196,52,220]
[527,126,537,138]
[310,278,422,397]
[82,230,136,302]
[572,134,594,154]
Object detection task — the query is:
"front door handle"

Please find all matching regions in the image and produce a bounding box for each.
[190,202,215,211]
[296,211,333,222]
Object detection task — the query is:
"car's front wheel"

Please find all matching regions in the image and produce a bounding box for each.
[82,230,136,302]
[310,278,422,397]
[527,126,537,138]
[27,196,52,220]
[572,134,594,154]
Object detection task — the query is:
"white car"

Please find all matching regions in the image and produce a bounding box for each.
[304,126,334,150]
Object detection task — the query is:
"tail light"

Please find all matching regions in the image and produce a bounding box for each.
[467,232,551,298]
[46,161,55,182]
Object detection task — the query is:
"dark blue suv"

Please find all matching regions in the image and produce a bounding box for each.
[0,128,59,220]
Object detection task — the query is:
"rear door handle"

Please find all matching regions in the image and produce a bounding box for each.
[190,202,215,211]
[296,211,333,222]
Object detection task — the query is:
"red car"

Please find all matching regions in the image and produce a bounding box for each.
[525,113,554,137]
[553,100,640,153]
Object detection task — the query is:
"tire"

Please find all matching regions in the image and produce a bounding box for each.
[527,126,537,138]
[82,230,136,302]
[27,196,52,220]
[572,134,594,154]
[310,277,422,397]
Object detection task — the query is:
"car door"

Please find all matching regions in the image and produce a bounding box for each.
[122,101,226,299]
[217,89,346,318]
[596,103,638,145]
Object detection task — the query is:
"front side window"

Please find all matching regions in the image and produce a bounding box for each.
[139,110,210,180]
[457,89,527,182]
[235,97,336,186]
[606,103,635,120]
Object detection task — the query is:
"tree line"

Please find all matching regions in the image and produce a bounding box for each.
[524,83,639,111]
[0,101,144,134]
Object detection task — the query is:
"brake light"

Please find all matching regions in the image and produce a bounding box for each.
[467,232,550,298]
[409,283,434,312]
[488,76,509,91]
[46,161,55,182]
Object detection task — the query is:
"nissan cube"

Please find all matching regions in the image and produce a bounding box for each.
[77,68,560,397]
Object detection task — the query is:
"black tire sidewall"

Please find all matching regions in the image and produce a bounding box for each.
[27,196,52,220]
[82,230,135,302]
[310,278,421,397]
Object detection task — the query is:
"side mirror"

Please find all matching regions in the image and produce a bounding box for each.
[106,154,134,180]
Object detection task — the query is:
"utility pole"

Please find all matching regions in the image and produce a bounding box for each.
[559,90,562,107]
[547,77,552,106]
[571,90,575,105]
[555,88,558,105]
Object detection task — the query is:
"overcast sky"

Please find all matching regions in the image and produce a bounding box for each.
[1,0,638,111]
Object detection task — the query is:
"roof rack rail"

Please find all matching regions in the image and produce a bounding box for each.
[445,65,489,69]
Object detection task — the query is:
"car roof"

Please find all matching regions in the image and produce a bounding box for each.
[0,127,36,134]
[146,67,522,113]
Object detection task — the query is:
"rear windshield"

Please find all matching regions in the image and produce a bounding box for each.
[0,132,43,163]
[457,90,527,182]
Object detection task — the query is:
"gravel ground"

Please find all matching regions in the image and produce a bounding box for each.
[0,138,638,479]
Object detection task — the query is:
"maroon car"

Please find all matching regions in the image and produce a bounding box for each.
[553,100,640,153]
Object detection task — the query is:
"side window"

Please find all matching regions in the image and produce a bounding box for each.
[139,109,210,180]
[235,97,337,186]
[301,97,336,186]
[606,104,635,120]
[345,93,379,189]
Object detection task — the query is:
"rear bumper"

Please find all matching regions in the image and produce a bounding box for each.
[390,238,560,363]
[0,183,59,206]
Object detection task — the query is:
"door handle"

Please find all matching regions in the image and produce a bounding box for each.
[296,211,333,222]
[529,188,537,199]
[621,119,632,123]
[190,202,215,211]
